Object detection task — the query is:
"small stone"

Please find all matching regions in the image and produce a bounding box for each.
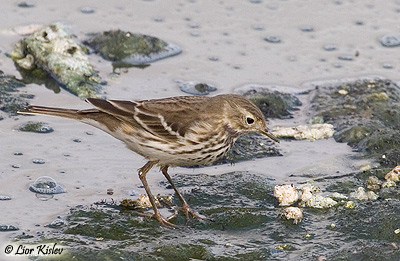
[382,63,394,69]
[385,165,400,182]
[29,176,66,194]
[300,26,314,32]
[178,80,217,96]
[18,121,54,133]
[46,218,65,228]
[349,187,378,201]
[366,175,382,191]
[324,44,337,51]
[274,185,299,206]
[382,180,396,188]
[329,192,348,200]
[153,17,164,22]
[338,55,353,61]
[300,194,337,209]
[208,56,219,61]
[32,158,45,164]
[0,224,19,231]
[345,201,355,208]
[80,7,95,14]
[253,25,264,31]
[380,35,400,47]
[264,36,281,43]
[17,1,35,8]
[281,207,303,224]
[0,195,11,200]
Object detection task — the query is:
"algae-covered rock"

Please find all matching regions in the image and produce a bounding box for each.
[243,90,302,119]
[307,77,400,166]
[18,121,54,133]
[84,30,182,65]
[177,80,217,96]
[10,23,102,98]
[0,71,30,115]
[221,132,281,164]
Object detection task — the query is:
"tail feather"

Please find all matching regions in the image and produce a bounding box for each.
[18,105,83,120]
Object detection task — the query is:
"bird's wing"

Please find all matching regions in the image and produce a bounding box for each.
[86,96,209,141]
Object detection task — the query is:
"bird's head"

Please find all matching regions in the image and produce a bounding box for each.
[221,94,279,143]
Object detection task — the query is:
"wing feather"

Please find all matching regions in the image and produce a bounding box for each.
[86,96,211,141]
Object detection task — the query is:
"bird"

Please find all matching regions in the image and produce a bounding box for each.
[18,94,279,226]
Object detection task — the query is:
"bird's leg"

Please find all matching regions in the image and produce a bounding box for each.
[138,161,177,227]
[161,166,208,221]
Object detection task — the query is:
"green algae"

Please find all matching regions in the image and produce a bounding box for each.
[243,90,302,119]
[84,30,182,65]
[10,23,102,98]
[0,71,30,116]
[12,171,400,260]
[18,121,53,133]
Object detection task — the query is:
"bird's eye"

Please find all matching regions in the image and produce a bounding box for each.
[246,117,255,125]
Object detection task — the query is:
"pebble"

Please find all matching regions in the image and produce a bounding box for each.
[32,158,45,164]
[338,55,353,61]
[46,218,65,228]
[178,80,217,95]
[300,26,314,32]
[323,44,337,51]
[379,35,400,47]
[29,176,66,194]
[17,1,35,8]
[0,195,11,200]
[80,7,95,14]
[264,36,281,43]
[0,224,19,231]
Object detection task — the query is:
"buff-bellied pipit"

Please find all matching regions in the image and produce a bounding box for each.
[19,94,278,226]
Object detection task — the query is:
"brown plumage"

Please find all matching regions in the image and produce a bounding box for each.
[18,94,278,226]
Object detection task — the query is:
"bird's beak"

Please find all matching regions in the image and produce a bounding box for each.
[260,129,280,143]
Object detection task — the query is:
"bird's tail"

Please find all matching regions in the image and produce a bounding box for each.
[18,105,84,120]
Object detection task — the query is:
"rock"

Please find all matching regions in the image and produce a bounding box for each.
[300,194,337,209]
[264,36,281,43]
[242,89,302,119]
[29,176,66,194]
[84,30,182,65]
[272,123,334,141]
[0,224,19,231]
[18,121,54,133]
[365,176,382,191]
[307,77,400,167]
[379,35,400,47]
[177,80,217,96]
[384,165,400,182]
[10,23,102,98]
[274,185,299,206]
[281,207,303,224]
[0,71,29,115]
[349,187,378,201]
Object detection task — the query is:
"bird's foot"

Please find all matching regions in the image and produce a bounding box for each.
[137,211,179,228]
[181,203,210,221]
